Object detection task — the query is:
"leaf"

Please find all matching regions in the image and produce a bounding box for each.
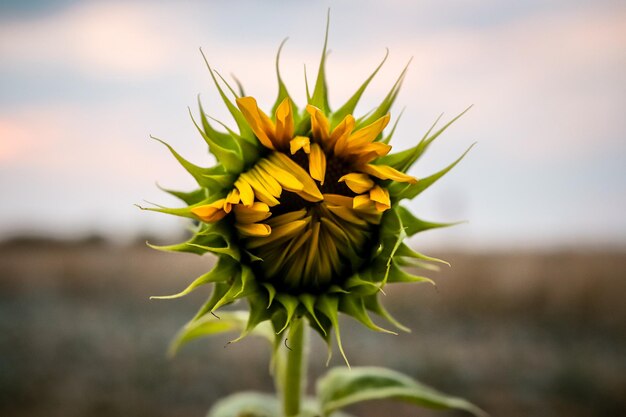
[317,367,487,417]
[207,392,280,417]
[207,393,357,417]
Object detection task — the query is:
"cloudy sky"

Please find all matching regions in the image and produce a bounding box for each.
[1,0,624,249]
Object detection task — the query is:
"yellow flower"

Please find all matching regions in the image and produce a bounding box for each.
[142,28,472,363]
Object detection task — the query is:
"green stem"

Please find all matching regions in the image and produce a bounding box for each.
[282,317,307,417]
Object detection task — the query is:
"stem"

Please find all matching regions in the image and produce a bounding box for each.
[282,317,307,417]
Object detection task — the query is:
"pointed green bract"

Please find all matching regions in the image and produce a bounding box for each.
[396,205,461,236]
[200,48,254,141]
[151,256,237,300]
[390,143,475,200]
[271,38,293,116]
[331,49,389,128]
[310,10,331,113]
[356,57,412,129]
[168,311,273,356]
[156,184,206,206]
[377,106,472,173]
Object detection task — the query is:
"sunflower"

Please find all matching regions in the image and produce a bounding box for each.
[142,27,472,364]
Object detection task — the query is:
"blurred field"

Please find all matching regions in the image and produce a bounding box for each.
[0,238,624,417]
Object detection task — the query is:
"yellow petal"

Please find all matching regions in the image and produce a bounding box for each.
[306,104,330,145]
[323,193,353,207]
[236,96,276,150]
[329,114,355,153]
[360,164,418,183]
[258,159,304,192]
[335,114,390,158]
[350,142,392,165]
[235,178,255,206]
[269,152,323,202]
[191,199,227,223]
[250,166,282,197]
[274,97,294,149]
[309,143,327,184]
[353,194,374,210]
[246,219,309,249]
[233,202,271,224]
[348,114,391,145]
[289,136,311,154]
[236,223,272,237]
[338,173,374,194]
[226,188,240,204]
[304,221,321,279]
[266,209,307,227]
[239,172,280,206]
[326,204,368,226]
[369,185,390,211]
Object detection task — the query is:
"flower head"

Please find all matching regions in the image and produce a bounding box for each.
[143,25,471,363]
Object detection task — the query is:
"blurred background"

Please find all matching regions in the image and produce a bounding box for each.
[1,1,625,416]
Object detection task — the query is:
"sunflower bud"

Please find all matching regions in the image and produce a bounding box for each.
[143,29,472,361]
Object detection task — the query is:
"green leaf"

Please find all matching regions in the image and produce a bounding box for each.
[206,393,356,417]
[331,48,388,128]
[390,143,475,201]
[317,366,487,417]
[150,256,238,300]
[207,392,279,417]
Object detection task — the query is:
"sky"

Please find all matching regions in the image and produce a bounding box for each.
[0,0,625,250]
